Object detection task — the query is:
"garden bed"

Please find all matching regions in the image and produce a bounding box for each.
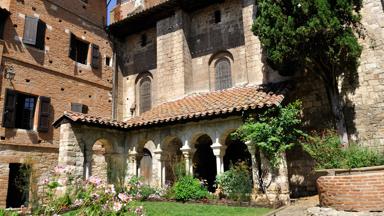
[316,166,384,212]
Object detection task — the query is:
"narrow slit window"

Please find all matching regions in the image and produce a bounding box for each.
[140,34,148,47]
[139,77,151,113]
[214,10,221,23]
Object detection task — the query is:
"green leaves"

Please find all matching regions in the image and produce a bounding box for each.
[253,0,362,77]
[234,101,306,168]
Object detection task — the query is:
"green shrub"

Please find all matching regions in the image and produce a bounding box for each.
[304,131,384,169]
[172,175,209,202]
[216,162,252,201]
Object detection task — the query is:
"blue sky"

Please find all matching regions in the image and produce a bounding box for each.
[107,0,117,25]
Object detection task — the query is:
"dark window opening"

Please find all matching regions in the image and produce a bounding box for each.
[0,12,8,40]
[14,93,37,130]
[215,58,232,90]
[6,163,31,208]
[69,34,89,64]
[139,77,151,113]
[214,10,221,23]
[140,34,148,47]
[106,56,111,66]
[3,89,51,131]
[23,16,46,50]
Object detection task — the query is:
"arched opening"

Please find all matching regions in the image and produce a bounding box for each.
[139,148,152,185]
[162,137,183,185]
[223,136,252,177]
[215,58,232,90]
[192,134,216,192]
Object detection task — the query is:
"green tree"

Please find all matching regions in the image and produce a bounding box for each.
[253,0,363,145]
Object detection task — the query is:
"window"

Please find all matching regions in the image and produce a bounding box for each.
[23,16,46,50]
[91,44,100,69]
[215,58,232,90]
[2,89,51,131]
[140,34,148,47]
[139,77,151,113]
[214,10,221,23]
[0,12,8,40]
[71,103,88,114]
[69,34,89,64]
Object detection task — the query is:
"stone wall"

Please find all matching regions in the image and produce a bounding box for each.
[317,167,384,212]
[0,145,58,208]
[0,0,112,208]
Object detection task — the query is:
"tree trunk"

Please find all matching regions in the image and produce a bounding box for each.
[327,84,349,146]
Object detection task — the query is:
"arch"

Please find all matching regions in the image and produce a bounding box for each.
[192,134,216,192]
[137,140,156,185]
[208,50,234,66]
[139,148,153,185]
[162,136,183,185]
[223,134,252,174]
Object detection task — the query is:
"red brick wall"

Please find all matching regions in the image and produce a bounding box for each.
[317,172,384,212]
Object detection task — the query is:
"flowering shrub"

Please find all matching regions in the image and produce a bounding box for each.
[38,166,145,216]
[124,176,165,201]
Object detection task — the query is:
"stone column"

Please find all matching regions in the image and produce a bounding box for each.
[128,148,137,177]
[211,142,226,175]
[154,146,163,187]
[245,141,258,189]
[180,140,195,175]
[58,123,83,179]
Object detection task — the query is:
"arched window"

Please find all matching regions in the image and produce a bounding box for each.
[139,77,152,113]
[215,58,232,90]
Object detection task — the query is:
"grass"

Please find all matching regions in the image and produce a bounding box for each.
[140,201,271,216]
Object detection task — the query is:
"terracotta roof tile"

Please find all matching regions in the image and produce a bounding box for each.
[53,82,291,130]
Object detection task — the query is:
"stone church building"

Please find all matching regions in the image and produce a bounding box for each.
[0,0,377,206]
[51,0,384,205]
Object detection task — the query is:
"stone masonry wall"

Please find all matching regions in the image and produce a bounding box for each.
[0,145,58,208]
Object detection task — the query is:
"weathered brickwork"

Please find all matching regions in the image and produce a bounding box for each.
[0,0,112,208]
[317,171,384,212]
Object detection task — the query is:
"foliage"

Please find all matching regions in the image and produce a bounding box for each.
[234,100,306,167]
[36,166,145,216]
[171,175,209,202]
[252,0,363,143]
[139,201,271,216]
[216,162,252,201]
[304,131,384,169]
[0,209,18,216]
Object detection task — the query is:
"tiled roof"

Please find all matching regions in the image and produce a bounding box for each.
[53,82,291,130]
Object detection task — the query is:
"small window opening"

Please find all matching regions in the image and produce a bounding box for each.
[15,93,37,130]
[69,34,89,64]
[140,34,148,47]
[0,13,8,40]
[106,56,111,67]
[6,163,31,208]
[214,10,221,23]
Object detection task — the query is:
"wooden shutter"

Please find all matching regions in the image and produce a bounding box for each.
[2,89,17,128]
[38,96,51,132]
[91,44,100,69]
[23,16,39,45]
[215,58,232,90]
[35,20,46,50]
[139,78,151,113]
